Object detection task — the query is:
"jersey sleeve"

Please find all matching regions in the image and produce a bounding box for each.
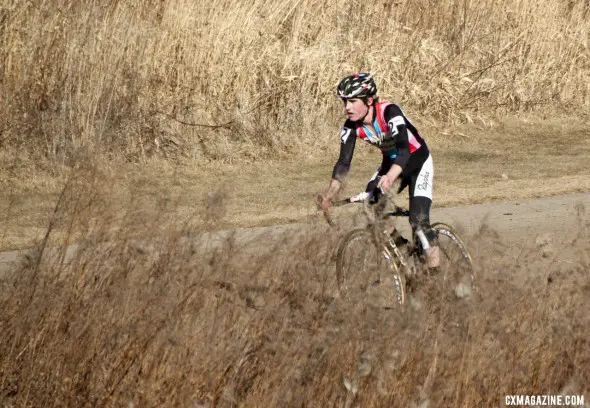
[384,104,411,169]
[331,125,357,181]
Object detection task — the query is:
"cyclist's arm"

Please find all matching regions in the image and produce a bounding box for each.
[326,126,356,200]
[384,163,403,182]
[377,105,410,189]
[385,104,411,170]
[331,126,356,182]
[324,178,342,202]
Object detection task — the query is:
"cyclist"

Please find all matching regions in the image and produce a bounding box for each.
[319,72,440,268]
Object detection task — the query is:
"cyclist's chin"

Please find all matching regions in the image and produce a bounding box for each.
[347,113,360,121]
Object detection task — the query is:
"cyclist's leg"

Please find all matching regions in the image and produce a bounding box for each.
[410,197,436,242]
[408,155,439,267]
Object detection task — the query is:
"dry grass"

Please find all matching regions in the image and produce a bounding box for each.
[2,3,589,405]
[2,116,589,252]
[1,171,589,407]
[2,0,590,251]
[1,0,590,166]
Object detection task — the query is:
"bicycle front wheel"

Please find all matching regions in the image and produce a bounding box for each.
[335,228,406,307]
[432,222,475,300]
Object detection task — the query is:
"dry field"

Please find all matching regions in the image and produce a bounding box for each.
[2,0,590,248]
[2,0,590,162]
[2,116,590,251]
[0,174,589,406]
[2,0,590,406]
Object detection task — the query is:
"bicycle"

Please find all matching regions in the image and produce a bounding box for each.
[318,189,475,308]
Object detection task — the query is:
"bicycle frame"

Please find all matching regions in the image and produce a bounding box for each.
[320,191,414,305]
[319,190,475,306]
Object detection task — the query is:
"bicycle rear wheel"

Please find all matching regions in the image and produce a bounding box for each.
[335,228,406,307]
[432,222,475,300]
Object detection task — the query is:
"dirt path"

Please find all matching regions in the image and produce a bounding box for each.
[430,192,588,243]
[1,192,587,277]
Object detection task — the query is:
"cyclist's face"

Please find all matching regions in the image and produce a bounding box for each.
[343,98,371,122]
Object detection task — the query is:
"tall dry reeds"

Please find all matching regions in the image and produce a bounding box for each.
[0,167,589,406]
[1,0,589,164]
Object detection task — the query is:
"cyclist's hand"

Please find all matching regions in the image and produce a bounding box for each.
[377,174,395,191]
[316,194,332,212]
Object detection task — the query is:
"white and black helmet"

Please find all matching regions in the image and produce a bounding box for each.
[336,73,377,99]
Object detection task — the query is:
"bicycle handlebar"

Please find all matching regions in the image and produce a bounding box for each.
[316,190,411,226]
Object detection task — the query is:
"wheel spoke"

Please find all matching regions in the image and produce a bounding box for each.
[336,229,406,307]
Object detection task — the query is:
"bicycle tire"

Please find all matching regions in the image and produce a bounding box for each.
[431,222,475,300]
[335,228,407,307]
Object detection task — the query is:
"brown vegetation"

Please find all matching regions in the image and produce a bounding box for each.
[1,173,588,406]
[2,0,589,166]
[1,3,589,404]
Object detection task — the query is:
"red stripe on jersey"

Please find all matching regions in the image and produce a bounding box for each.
[408,130,422,153]
[357,126,367,139]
